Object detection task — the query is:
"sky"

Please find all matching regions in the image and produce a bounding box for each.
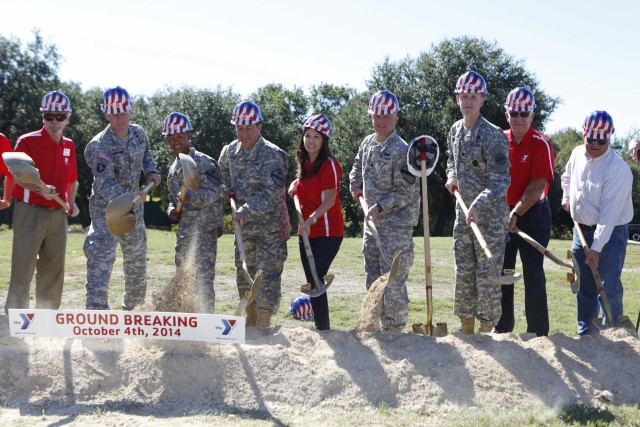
[3,0,639,139]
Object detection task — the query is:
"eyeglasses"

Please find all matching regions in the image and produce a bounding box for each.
[42,113,68,122]
[508,111,531,118]
[586,137,608,146]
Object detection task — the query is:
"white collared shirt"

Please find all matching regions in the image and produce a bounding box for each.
[561,145,633,252]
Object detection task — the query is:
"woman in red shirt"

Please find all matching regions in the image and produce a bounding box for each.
[288,114,344,330]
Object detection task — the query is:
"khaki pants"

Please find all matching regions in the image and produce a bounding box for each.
[5,201,68,314]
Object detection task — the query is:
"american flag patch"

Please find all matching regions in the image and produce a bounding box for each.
[97,151,111,162]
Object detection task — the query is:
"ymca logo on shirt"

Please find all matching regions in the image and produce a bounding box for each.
[520,154,529,163]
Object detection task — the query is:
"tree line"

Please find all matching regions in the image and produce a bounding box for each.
[2,32,639,237]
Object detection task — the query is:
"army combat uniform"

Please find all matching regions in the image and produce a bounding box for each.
[446,116,511,325]
[218,136,289,314]
[350,131,420,330]
[84,124,158,310]
[167,147,223,313]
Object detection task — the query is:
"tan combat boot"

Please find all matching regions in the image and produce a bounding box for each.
[458,317,475,334]
[246,303,259,327]
[478,322,493,333]
[256,308,272,328]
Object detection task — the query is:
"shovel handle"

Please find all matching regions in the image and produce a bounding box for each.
[573,221,614,326]
[37,180,70,212]
[419,151,434,334]
[452,189,493,260]
[132,182,155,204]
[175,183,188,214]
[515,227,574,270]
[357,195,392,267]
[293,196,323,288]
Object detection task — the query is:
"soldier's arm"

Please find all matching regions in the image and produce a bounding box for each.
[349,139,365,198]
[217,145,232,196]
[85,141,129,201]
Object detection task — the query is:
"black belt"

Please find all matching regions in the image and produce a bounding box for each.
[18,200,61,210]
[578,223,597,230]
[509,198,547,210]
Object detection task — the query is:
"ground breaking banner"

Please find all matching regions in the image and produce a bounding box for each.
[8,309,245,344]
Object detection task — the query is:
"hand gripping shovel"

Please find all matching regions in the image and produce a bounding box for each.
[405,135,447,336]
[514,226,580,294]
[106,182,155,236]
[452,188,521,285]
[2,152,70,211]
[174,153,200,214]
[293,195,334,297]
[572,221,635,330]
[229,196,263,316]
[357,195,393,268]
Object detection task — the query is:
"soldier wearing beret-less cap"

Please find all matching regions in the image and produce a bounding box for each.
[562,110,633,336]
[83,86,161,311]
[444,71,511,335]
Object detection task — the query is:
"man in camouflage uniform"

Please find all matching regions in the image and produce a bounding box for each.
[164,112,223,313]
[84,86,161,310]
[349,90,420,332]
[444,71,511,334]
[218,101,289,327]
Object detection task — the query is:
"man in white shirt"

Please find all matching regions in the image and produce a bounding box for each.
[561,110,633,335]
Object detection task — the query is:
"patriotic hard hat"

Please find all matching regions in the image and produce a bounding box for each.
[454,71,487,94]
[101,86,132,114]
[368,90,399,115]
[289,295,314,321]
[504,87,536,112]
[303,114,332,139]
[582,110,615,139]
[230,101,263,125]
[162,112,193,136]
[40,91,72,112]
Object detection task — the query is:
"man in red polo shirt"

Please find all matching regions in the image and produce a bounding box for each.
[0,133,14,209]
[495,87,555,336]
[4,91,79,314]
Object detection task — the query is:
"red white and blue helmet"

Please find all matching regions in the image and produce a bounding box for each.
[504,87,536,112]
[582,110,615,139]
[303,114,332,139]
[162,112,193,136]
[454,71,487,94]
[289,295,314,321]
[368,90,399,115]
[40,91,72,112]
[230,101,263,125]
[101,86,132,114]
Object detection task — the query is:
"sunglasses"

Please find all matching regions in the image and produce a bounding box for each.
[586,137,608,146]
[508,111,531,118]
[42,113,68,122]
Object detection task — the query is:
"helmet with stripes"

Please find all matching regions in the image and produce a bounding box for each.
[368,90,399,115]
[454,71,487,94]
[582,110,615,139]
[162,112,193,136]
[40,91,72,112]
[504,87,536,112]
[101,86,132,114]
[289,295,314,321]
[230,101,263,125]
[303,114,332,139]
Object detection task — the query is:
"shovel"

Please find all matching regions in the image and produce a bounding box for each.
[357,195,393,268]
[105,182,155,236]
[174,153,200,214]
[2,152,70,211]
[573,220,635,329]
[452,188,521,285]
[229,196,263,316]
[293,195,334,297]
[514,226,580,293]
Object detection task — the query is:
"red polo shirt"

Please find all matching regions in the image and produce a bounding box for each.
[0,133,11,177]
[13,127,77,208]
[295,156,344,238]
[505,127,555,206]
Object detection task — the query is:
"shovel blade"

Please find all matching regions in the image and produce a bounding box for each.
[106,193,136,236]
[178,153,200,191]
[487,272,522,286]
[300,274,335,297]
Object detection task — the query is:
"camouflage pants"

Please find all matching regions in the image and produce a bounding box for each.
[235,229,287,314]
[175,225,218,313]
[363,224,414,329]
[452,209,507,324]
[84,215,147,310]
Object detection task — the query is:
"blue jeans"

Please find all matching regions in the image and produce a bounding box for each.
[572,224,628,335]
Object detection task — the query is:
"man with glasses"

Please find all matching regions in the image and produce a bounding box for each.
[84,86,161,311]
[561,110,633,335]
[494,88,555,336]
[4,91,79,314]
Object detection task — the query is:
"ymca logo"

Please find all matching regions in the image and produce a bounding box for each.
[19,313,35,330]
[521,154,529,163]
[221,319,237,335]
